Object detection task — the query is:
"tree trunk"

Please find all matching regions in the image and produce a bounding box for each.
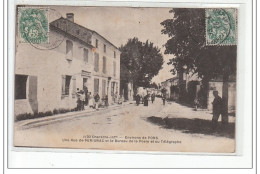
[201,77,209,109]
[222,70,229,124]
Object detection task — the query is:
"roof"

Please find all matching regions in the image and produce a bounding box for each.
[166,76,178,81]
[160,76,178,84]
[50,17,119,50]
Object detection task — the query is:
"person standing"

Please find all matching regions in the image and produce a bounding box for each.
[88,92,94,108]
[212,91,223,128]
[80,90,85,110]
[76,88,81,111]
[151,93,155,103]
[136,94,140,106]
[162,96,166,105]
[104,94,109,108]
[94,93,100,109]
[161,88,167,105]
[83,86,88,106]
[144,94,149,106]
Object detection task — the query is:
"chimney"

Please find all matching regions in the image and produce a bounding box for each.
[66,13,74,22]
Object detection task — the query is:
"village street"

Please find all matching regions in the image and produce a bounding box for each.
[14,98,235,153]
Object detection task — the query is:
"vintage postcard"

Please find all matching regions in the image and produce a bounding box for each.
[14,5,237,153]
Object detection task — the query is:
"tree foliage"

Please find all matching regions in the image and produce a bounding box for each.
[119,37,164,88]
[161,8,236,80]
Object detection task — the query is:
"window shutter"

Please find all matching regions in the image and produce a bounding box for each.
[61,75,66,96]
[103,56,106,74]
[113,61,116,77]
[72,77,76,98]
[94,53,99,72]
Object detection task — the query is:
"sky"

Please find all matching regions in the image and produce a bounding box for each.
[51,6,176,83]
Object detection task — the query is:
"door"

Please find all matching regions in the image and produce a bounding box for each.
[28,76,38,113]
[102,79,106,97]
[83,78,88,94]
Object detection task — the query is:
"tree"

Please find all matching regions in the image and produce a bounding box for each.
[161,9,237,122]
[119,38,164,92]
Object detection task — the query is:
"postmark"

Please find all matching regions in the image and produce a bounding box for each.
[206,8,237,46]
[18,7,49,44]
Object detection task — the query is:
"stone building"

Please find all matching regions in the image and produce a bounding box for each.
[15,13,120,116]
[160,71,236,112]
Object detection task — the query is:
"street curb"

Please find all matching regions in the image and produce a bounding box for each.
[16,102,134,130]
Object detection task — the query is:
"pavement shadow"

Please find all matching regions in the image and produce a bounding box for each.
[147,116,235,139]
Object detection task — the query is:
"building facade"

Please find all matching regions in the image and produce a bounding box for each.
[15,13,120,116]
[160,71,236,113]
[160,77,179,101]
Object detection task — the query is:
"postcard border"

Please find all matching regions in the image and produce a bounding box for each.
[3,0,256,171]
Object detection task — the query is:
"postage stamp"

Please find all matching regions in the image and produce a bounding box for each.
[206,8,237,46]
[18,7,49,44]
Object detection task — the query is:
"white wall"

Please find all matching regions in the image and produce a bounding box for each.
[208,81,236,112]
[91,33,120,102]
[15,30,94,116]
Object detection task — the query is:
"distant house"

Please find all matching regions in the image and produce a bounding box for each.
[15,13,121,117]
[161,77,179,101]
[161,70,236,112]
[207,75,236,112]
[120,64,134,101]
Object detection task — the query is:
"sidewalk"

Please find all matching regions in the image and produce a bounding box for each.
[146,100,236,139]
[157,101,235,123]
[15,100,134,130]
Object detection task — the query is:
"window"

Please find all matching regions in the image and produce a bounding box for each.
[94,53,99,72]
[113,61,116,77]
[15,74,28,99]
[111,82,115,96]
[103,56,106,74]
[83,48,89,62]
[62,75,71,96]
[94,78,99,95]
[66,40,73,55]
[104,44,106,53]
[114,51,116,58]
[95,39,98,48]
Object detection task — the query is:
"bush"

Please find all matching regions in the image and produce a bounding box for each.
[45,111,53,116]
[16,109,69,122]
[59,108,70,113]
[53,109,59,115]
[16,113,33,121]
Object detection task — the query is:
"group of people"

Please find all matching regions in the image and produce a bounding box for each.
[76,87,103,110]
[76,87,123,111]
[135,93,156,106]
[76,88,96,111]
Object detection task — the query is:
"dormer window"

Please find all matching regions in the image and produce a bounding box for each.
[95,39,98,48]
[104,44,106,53]
[83,48,89,62]
[76,29,80,35]
[66,40,73,60]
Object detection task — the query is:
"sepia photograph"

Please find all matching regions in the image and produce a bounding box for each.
[14,6,237,153]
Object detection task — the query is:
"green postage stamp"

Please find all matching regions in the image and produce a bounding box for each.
[206,8,237,46]
[18,7,49,44]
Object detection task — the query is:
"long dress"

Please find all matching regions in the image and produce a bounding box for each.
[88,96,94,108]
[144,96,148,106]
